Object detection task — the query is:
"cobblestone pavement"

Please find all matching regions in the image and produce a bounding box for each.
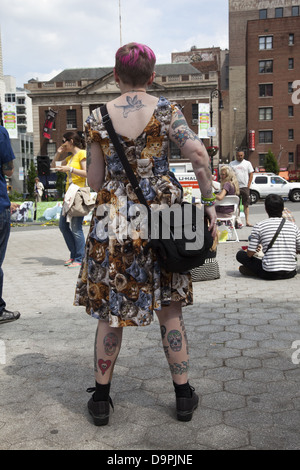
[0,217,300,450]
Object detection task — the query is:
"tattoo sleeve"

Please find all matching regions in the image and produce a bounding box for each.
[171,108,204,148]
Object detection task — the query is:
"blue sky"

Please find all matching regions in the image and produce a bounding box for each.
[0,0,228,87]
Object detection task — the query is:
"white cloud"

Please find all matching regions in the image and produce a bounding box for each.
[0,0,228,86]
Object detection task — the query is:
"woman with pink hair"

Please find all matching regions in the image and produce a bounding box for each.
[75,43,216,426]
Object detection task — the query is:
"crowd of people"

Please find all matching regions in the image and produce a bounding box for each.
[1,42,299,428]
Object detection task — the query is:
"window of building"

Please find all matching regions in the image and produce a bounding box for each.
[5,93,16,102]
[192,104,198,120]
[259,83,273,97]
[259,9,267,19]
[275,7,283,18]
[259,36,273,50]
[288,82,294,93]
[181,75,189,81]
[289,152,294,163]
[259,130,273,143]
[259,107,273,120]
[47,142,57,158]
[288,129,294,140]
[258,154,267,166]
[289,33,294,45]
[292,6,299,16]
[259,59,273,73]
[66,109,77,129]
[288,58,294,69]
[288,105,294,117]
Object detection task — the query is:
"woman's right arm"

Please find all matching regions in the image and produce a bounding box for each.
[87,142,105,192]
[50,145,68,168]
[215,189,227,201]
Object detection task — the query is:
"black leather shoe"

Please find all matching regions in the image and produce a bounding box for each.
[0,309,20,324]
[87,388,114,426]
[176,386,199,422]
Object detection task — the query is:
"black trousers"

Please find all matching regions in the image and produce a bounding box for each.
[236,250,297,280]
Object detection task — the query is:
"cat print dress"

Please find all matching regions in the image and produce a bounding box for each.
[74,96,193,327]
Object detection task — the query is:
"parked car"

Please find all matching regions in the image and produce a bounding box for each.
[250,173,300,204]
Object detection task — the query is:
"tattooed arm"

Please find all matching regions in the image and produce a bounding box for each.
[169,107,217,234]
[86,142,105,192]
[2,160,14,177]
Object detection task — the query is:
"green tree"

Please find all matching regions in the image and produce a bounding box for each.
[264,149,279,174]
[27,161,37,198]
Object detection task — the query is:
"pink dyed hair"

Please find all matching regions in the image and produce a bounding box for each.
[115,42,156,86]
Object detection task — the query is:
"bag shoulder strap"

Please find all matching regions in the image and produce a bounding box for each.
[264,217,286,253]
[100,105,151,215]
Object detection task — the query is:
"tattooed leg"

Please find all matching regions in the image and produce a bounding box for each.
[156,301,190,385]
[94,320,123,384]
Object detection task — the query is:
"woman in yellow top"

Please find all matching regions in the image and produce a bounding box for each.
[51,131,87,267]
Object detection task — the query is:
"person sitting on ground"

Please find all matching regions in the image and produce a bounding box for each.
[215,165,239,217]
[236,194,300,280]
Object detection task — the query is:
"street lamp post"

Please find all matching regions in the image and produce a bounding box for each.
[209,89,223,171]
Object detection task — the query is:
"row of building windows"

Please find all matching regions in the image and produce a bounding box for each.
[259,82,296,96]
[259,57,295,73]
[4,94,26,105]
[259,33,295,49]
[258,129,295,143]
[258,105,295,120]
[259,6,299,19]
[259,152,294,165]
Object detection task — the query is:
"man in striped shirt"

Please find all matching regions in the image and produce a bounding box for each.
[236,194,300,280]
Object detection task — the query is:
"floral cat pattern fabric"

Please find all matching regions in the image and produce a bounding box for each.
[74,96,193,327]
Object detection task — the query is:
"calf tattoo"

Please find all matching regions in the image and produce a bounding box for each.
[98,359,112,375]
[167,330,182,352]
[169,360,189,375]
[103,332,118,356]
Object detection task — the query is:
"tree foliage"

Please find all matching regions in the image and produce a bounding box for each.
[264,149,279,174]
[27,161,37,197]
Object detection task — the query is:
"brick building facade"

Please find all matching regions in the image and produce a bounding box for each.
[247,15,300,169]
[229,0,300,171]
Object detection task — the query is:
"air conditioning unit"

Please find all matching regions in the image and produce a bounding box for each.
[192,119,198,125]
[67,124,73,129]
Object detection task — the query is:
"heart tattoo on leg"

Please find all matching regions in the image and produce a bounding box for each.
[98,359,112,375]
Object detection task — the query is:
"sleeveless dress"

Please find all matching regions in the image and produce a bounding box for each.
[74,96,193,327]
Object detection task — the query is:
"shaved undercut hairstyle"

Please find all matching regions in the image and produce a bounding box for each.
[115,42,156,87]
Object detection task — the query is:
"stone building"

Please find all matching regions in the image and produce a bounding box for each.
[25,47,229,171]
